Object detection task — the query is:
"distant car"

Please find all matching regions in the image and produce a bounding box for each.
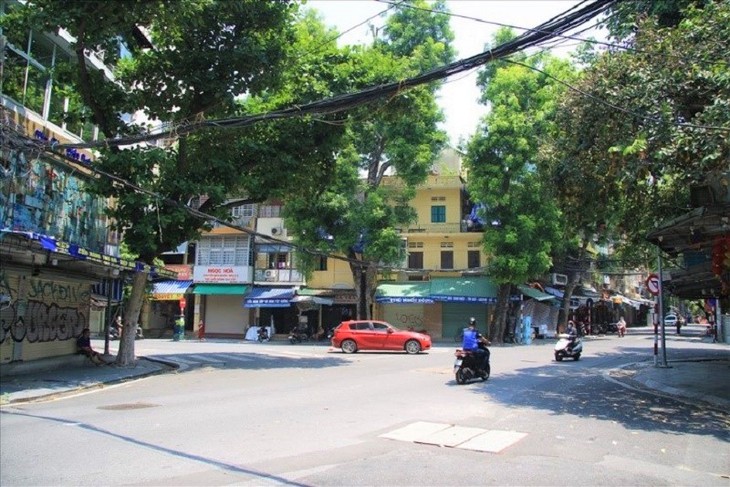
[331,320,431,354]
[664,314,678,326]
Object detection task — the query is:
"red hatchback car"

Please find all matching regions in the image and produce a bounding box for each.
[331,320,431,354]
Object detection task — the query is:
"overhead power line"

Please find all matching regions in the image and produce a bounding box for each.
[50,0,616,151]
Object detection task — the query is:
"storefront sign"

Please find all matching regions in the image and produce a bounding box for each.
[193,265,250,283]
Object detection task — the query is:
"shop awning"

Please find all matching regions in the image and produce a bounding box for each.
[375,282,434,304]
[192,284,249,295]
[244,287,295,308]
[296,288,333,297]
[257,244,293,253]
[291,295,334,306]
[517,284,556,302]
[544,286,564,298]
[430,277,499,304]
[150,280,193,300]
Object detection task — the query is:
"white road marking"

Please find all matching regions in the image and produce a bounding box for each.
[188,354,225,364]
[380,421,528,453]
[217,353,254,362]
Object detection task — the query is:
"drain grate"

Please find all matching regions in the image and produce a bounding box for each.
[98,402,159,410]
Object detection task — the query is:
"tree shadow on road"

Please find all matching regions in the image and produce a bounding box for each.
[461,343,730,442]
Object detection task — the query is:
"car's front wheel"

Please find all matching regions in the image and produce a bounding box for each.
[404,339,421,354]
[341,339,358,354]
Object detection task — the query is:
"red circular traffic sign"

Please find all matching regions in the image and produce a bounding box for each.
[646,274,660,295]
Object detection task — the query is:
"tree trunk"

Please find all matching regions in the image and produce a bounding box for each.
[559,278,577,335]
[489,283,511,344]
[349,257,378,320]
[557,237,590,334]
[115,270,148,366]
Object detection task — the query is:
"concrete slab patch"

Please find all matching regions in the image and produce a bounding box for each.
[416,425,486,447]
[457,430,528,453]
[379,421,451,442]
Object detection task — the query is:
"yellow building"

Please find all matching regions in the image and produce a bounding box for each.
[301,148,493,339]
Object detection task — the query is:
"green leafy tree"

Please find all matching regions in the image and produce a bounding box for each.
[2,0,303,365]
[547,0,730,308]
[283,0,455,319]
[466,29,567,343]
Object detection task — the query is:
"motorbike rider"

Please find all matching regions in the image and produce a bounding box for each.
[565,320,578,353]
[617,316,627,337]
[462,317,491,373]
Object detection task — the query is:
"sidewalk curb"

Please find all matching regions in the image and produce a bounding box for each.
[0,357,177,406]
[604,358,730,410]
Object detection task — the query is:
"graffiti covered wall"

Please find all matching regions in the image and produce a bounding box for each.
[0,268,90,363]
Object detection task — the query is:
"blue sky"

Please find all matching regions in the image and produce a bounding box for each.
[306,1,605,146]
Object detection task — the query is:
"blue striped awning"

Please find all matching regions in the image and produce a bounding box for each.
[244,287,295,308]
[150,280,193,300]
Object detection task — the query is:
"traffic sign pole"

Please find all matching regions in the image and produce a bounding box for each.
[657,250,669,367]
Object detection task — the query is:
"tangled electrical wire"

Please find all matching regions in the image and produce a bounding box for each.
[49,0,616,151]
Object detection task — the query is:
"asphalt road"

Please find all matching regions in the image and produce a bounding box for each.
[1,330,728,486]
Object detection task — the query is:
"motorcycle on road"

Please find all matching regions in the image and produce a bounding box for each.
[454,346,490,384]
[554,333,583,361]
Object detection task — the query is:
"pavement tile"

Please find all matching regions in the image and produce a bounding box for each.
[457,430,528,453]
[414,425,486,447]
[379,421,451,442]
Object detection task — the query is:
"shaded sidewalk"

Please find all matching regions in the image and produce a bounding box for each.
[606,354,730,410]
[0,354,175,404]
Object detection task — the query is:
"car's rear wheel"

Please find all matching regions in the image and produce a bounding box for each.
[341,339,357,354]
[404,339,421,354]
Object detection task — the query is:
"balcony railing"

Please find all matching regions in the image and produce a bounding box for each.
[402,222,463,234]
[254,268,304,284]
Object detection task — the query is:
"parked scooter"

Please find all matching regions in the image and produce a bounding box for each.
[109,322,143,340]
[288,325,309,344]
[454,345,490,384]
[554,333,583,361]
[257,326,270,343]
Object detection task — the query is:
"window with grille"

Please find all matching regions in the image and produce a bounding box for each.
[431,205,446,223]
[231,204,255,218]
[408,252,424,269]
[196,235,250,266]
[408,241,424,249]
[441,251,454,269]
[258,205,282,218]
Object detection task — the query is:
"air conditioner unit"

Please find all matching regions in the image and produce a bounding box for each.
[271,227,284,236]
[264,269,277,277]
[551,273,568,286]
